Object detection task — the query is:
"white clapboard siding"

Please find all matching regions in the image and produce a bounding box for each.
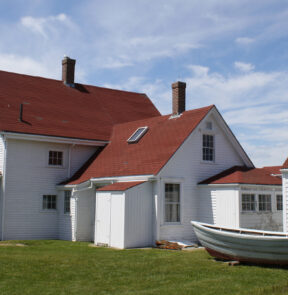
[198,187,239,227]
[74,188,96,242]
[57,191,73,241]
[158,114,246,242]
[124,182,153,248]
[70,145,97,176]
[284,174,288,232]
[2,138,98,240]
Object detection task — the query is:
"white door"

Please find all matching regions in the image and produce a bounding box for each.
[95,194,111,245]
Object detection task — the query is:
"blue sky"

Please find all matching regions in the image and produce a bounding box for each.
[1,0,288,167]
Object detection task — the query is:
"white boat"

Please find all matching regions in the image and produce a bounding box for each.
[191,221,288,265]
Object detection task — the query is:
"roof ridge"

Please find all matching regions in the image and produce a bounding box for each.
[0,69,148,96]
[111,104,215,129]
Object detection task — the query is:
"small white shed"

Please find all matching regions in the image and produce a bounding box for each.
[94,181,153,249]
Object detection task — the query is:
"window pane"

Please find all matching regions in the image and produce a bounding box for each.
[64,191,71,214]
[202,135,214,161]
[165,184,180,222]
[43,195,57,210]
[48,151,63,166]
[127,127,148,143]
[258,194,271,212]
[242,194,256,212]
[277,195,283,211]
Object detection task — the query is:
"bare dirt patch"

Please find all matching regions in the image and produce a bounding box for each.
[0,243,27,247]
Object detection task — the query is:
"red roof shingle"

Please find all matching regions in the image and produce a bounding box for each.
[97,181,146,191]
[67,105,214,184]
[0,70,160,141]
[199,166,282,185]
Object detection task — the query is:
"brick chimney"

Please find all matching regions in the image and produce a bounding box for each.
[172,81,186,115]
[62,56,76,86]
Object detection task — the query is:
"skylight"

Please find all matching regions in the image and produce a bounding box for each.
[127,126,148,143]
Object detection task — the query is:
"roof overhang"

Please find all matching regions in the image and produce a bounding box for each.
[198,183,281,187]
[57,174,156,189]
[1,131,108,146]
[90,174,156,183]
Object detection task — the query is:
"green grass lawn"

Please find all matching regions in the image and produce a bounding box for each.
[0,240,288,295]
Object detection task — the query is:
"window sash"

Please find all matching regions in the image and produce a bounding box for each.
[277,195,283,211]
[43,195,57,210]
[48,151,63,166]
[258,194,271,211]
[165,183,180,222]
[241,194,256,212]
[202,135,214,161]
[64,191,71,214]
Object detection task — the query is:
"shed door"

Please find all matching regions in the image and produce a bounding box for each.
[96,194,111,245]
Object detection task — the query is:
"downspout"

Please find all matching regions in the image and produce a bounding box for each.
[1,135,7,241]
[67,144,74,179]
[72,187,78,241]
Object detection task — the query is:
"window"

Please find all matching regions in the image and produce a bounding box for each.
[127,127,148,143]
[202,134,214,161]
[64,191,71,214]
[258,194,271,211]
[277,195,283,211]
[48,151,63,166]
[43,195,57,210]
[242,194,256,212]
[165,183,180,223]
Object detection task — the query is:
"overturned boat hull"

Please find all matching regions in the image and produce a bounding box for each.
[191,221,288,265]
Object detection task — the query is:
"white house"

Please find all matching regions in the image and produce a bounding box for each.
[281,159,288,233]
[0,57,285,248]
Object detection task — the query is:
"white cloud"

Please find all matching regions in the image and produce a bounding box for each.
[185,65,288,111]
[20,14,74,39]
[235,37,255,45]
[0,53,57,78]
[187,65,209,77]
[240,141,287,167]
[234,61,255,72]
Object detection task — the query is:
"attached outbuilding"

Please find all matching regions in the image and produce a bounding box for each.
[95,181,154,249]
[199,166,283,231]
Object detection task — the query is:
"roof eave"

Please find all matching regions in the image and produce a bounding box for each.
[198,182,282,187]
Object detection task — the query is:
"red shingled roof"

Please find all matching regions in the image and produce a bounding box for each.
[97,181,146,191]
[67,105,214,184]
[199,166,282,185]
[0,70,160,141]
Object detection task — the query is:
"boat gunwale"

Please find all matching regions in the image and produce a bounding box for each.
[191,221,288,240]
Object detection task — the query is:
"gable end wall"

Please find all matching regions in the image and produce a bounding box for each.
[158,113,246,241]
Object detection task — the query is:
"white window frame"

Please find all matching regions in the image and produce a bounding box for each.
[241,194,256,212]
[42,194,57,211]
[64,191,71,214]
[163,182,182,224]
[276,194,283,211]
[202,134,215,162]
[258,194,272,212]
[127,126,148,143]
[47,149,64,167]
